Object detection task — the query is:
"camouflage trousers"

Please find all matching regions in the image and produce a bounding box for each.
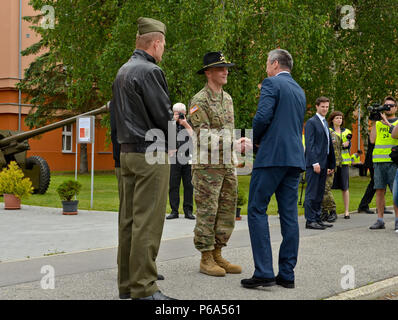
[321,172,336,212]
[192,168,237,252]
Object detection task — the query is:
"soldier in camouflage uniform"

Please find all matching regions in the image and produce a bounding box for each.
[188,52,249,277]
[321,115,343,222]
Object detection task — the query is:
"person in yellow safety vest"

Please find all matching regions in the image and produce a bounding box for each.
[351,151,362,164]
[369,96,398,231]
[327,111,352,219]
[340,129,353,165]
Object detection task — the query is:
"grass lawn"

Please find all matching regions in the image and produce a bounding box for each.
[5,171,393,215]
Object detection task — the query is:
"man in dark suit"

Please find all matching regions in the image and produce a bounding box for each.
[304,97,336,230]
[241,49,306,290]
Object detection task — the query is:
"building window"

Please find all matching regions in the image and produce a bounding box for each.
[62,124,73,153]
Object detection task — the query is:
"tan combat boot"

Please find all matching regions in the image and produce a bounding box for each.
[212,247,242,274]
[200,251,226,277]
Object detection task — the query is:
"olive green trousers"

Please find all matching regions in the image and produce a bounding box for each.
[118,152,170,298]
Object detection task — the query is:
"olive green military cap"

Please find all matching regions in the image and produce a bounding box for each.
[137,17,166,35]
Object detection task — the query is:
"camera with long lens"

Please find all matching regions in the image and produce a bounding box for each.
[368,103,391,121]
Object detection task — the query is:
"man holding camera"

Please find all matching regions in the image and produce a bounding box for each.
[369,96,398,230]
[166,103,195,220]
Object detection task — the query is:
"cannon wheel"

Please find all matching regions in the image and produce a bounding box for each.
[26,156,51,194]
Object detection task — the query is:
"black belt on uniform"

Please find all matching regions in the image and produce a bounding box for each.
[121,143,167,153]
[121,143,149,153]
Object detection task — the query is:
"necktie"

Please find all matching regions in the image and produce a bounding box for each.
[322,118,330,154]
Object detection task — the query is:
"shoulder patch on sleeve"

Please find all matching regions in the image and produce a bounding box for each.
[190,105,199,114]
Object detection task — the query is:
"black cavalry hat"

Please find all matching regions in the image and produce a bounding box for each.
[197,51,235,74]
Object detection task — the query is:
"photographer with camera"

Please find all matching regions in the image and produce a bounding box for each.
[166,103,195,220]
[368,96,398,231]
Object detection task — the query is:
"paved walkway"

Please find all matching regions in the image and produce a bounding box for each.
[0,204,397,300]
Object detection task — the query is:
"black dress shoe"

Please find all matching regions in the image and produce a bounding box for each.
[276,275,295,289]
[327,211,337,222]
[305,221,326,230]
[344,215,350,219]
[184,212,196,220]
[119,292,130,299]
[358,208,375,214]
[166,212,179,219]
[132,290,177,300]
[241,276,276,288]
[120,274,164,299]
[320,211,329,222]
[376,208,393,214]
[317,221,333,228]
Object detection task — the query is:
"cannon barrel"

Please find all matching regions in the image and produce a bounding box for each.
[0,105,108,148]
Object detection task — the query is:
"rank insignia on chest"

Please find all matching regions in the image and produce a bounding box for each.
[190,105,199,114]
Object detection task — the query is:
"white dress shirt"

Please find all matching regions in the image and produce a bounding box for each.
[312,113,330,166]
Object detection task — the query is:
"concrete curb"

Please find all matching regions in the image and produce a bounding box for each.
[326,275,398,300]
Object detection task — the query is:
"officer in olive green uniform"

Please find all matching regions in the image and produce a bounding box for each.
[188,52,241,277]
[112,17,175,300]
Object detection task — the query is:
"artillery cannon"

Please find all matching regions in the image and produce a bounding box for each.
[0,105,108,194]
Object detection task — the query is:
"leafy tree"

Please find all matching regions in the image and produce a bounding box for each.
[19,0,119,173]
[19,0,398,164]
[333,0,398,131]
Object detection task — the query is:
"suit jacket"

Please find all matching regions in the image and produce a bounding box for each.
[304,115,336,169]
[253,72,306,170]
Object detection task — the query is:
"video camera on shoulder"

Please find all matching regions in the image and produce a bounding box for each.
[367,103,392,121]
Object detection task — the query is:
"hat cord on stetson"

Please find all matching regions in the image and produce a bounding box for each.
[202,59,229,69]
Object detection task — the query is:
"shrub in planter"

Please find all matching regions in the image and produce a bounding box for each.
[57,180,82,215]
[237,188,247,207]
[236,188,248,220]
[0,161,34,209]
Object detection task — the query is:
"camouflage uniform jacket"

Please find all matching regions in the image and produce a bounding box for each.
[330,128,343,167]
[188,84,235,169]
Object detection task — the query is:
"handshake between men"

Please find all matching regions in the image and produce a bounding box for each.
[234,137,253,154]
[167,103,253,164]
